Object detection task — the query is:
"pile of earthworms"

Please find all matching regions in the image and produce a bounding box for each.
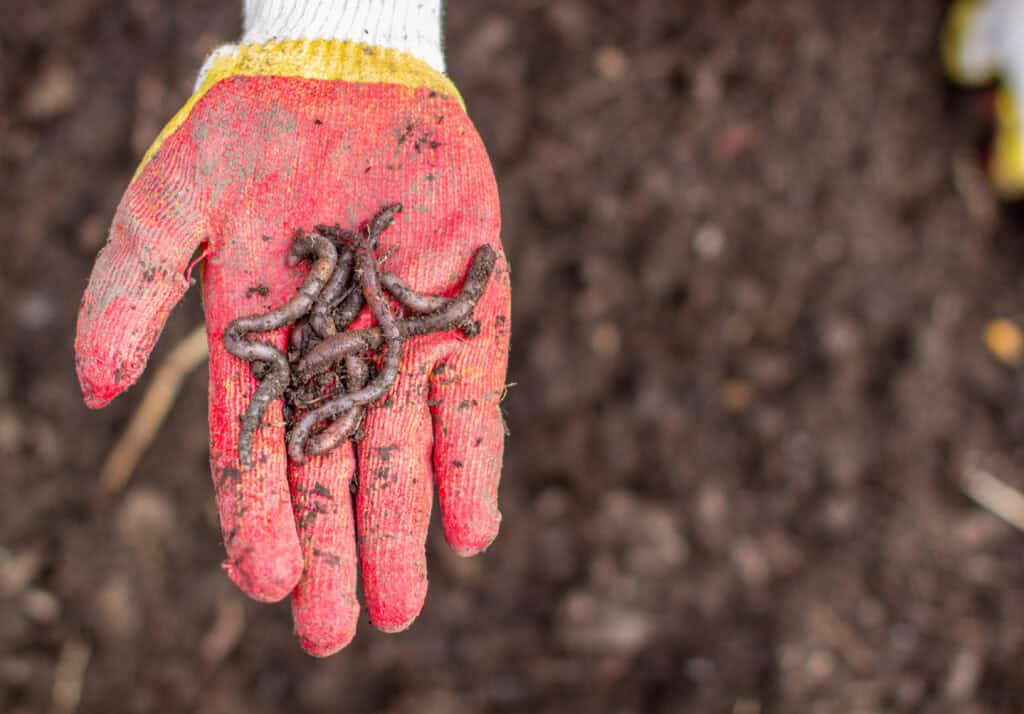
[223,204,496,469]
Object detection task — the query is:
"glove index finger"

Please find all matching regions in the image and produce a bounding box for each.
[76,149,206,409]
[207,321,303,603]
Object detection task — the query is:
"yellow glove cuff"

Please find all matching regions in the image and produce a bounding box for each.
[992,87,1024,196]
[137,39,463,179]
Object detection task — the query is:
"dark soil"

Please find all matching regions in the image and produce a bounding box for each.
[4,1,1024,712]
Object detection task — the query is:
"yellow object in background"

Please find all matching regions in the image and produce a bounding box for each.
[943,0,992,86]
[984,318,1024,365]
[943,0,1024,197]
[991,87,1024,194]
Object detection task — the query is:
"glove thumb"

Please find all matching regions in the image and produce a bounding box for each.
[76,148,206,409]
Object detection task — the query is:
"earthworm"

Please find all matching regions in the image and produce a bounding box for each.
[289,371,343,410]
[308,243,354,338]
[305,408,366,456]
[304,356,370,456]
[364,203,403,245]
[289,319,312,356]
[226,204,494,464]
[312,205,401,333]
[344,354,370,391]
[315,202,400,252]
[287,227,405,463]
[226,234,337,338]
[307,223,356,336]
[380,271,451,314]
[330,288,365,332]
[223,233,338,468]
[297,245,497,379]
[381,271,483,336]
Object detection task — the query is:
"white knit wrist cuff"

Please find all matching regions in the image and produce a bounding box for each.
[242,0,445,73]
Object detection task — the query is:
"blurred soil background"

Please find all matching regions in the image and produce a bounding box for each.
[4,0,1024,712]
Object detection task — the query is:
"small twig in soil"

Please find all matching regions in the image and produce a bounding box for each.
[199,595,247,667]
[52,639,91,714]
[960,468,1024,533]
[100,324,209,495]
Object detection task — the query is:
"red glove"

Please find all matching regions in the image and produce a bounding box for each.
[75,40,509,655]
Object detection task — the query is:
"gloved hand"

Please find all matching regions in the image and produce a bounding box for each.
[76,0,510,656]
[944,0,1024,195]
